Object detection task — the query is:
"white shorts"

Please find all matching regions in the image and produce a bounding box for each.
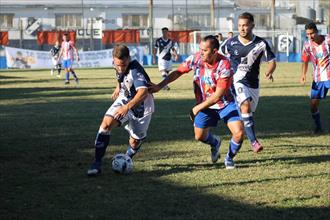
[105,97,153,140]
[158,59,172,72]
[234,82,260,112]
[52,57,59,66]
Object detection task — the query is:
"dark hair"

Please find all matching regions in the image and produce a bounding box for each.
[305,22,318,33]
[203,35,220,50]
[113,44,130,59]
[162,27,169,31]
[238,12,254,23]
[218,33,222,36]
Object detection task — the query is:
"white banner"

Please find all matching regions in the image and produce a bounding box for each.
[5,46,145,69]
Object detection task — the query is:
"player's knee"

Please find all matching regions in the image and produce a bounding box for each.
[100,116,114,131]
[233,129,244,142]
[129,138,142,149]
[194,133,204,141]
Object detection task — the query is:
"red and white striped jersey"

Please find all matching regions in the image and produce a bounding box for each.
[61,40,75,60]
[302,34,330,82]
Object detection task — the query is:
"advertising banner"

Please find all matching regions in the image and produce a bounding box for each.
[5,46,145,69]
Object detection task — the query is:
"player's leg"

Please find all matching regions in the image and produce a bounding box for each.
[87,115,119,176]
[194,109,221,163]
[235,83,262,153]
[310,80,329,133]
[125,114,152,158]
[87,100,128,176]
[158,60,170,90]
[56,64,61,77]
[218,102,244,169]
[63,60,70,84]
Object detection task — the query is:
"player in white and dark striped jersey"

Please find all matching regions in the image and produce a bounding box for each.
[220,12,276,153]
[87,45,154,176]
[153,27,178,90]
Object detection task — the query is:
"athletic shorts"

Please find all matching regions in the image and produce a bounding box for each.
[310,80,330,99]
[52,57,60,66]
[158,59,172,72]
[105,97,153,140]
[233,82,260,112]
[194,101,241,129]
[62,59,73,69]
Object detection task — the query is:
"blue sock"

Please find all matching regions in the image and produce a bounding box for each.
[71,71,78,79]
[126,145,141,158]
[202,132,218,148]
[65,72,69,81]
[312,111,322,130]
[241,113,257,144]
[226,139,242,159]
[94,129,110,163]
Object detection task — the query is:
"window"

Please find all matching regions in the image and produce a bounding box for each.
[0,14,14,29]
[187,14,210,28]
[55,14,82,28]
[122,14,148,28]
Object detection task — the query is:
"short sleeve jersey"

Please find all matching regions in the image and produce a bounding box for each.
[220,35,276,88]
[116,60,154,117]
[155,38,175,61]
[177,52,234,110]
[301,34,330,82]
[61,41,75,60]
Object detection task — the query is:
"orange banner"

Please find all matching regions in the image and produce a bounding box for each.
[102,30,140,44]
[37,31,76,45]
[168,30,195,43]
[0,31,9,45]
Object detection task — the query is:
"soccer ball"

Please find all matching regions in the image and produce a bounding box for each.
[111,153,133,174]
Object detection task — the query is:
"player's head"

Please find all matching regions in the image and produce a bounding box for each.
[62,33,69,42]
[227,31,233,39]
[161,27,169,39]
[305,22,319,42]
[55,40,59,46]
[238,12,255,38]
[200,35,219,63]
[113,44,130,75]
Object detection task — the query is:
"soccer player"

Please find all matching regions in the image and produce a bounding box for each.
[150,35,244,169]
[57,33,80,84]
[153,27,179,90]
[87,44,154,176]
[220,12,276,153]
[301,22,330,134]
[50,41,61,78]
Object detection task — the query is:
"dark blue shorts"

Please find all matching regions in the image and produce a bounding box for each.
[194,102,241,129]
[311,80,330,99]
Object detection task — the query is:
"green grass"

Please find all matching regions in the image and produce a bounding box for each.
[1,63,329,220]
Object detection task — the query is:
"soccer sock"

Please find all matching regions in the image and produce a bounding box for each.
[226,139,242,159]
[65,72,69,81]
[202,132,218,148]
[57,68,61,75]
[126,142,142,158]
[241,113,257,144]
[312,111,322,129]
[94,128,111,164]
[71,71,78,79]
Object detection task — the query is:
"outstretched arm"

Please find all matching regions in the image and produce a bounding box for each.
[149,70,182,93]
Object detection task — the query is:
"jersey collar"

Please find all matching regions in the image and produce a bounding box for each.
[238,34,256,46]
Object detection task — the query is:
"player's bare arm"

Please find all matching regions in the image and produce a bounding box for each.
[73,45,80,62]
[300,62,308,84]
[192,86,226,116]
[111,82,120,100]
[149,70,182,93]
[113,88,148,120]
[152,48,157,65]
[265,60,277,82]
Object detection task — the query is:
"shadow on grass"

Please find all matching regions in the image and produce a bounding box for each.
[1,86,330,219]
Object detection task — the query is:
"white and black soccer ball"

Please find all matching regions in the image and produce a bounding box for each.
[111,153,133,174]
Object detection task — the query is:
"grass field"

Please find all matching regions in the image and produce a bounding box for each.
[1,63,329,220]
